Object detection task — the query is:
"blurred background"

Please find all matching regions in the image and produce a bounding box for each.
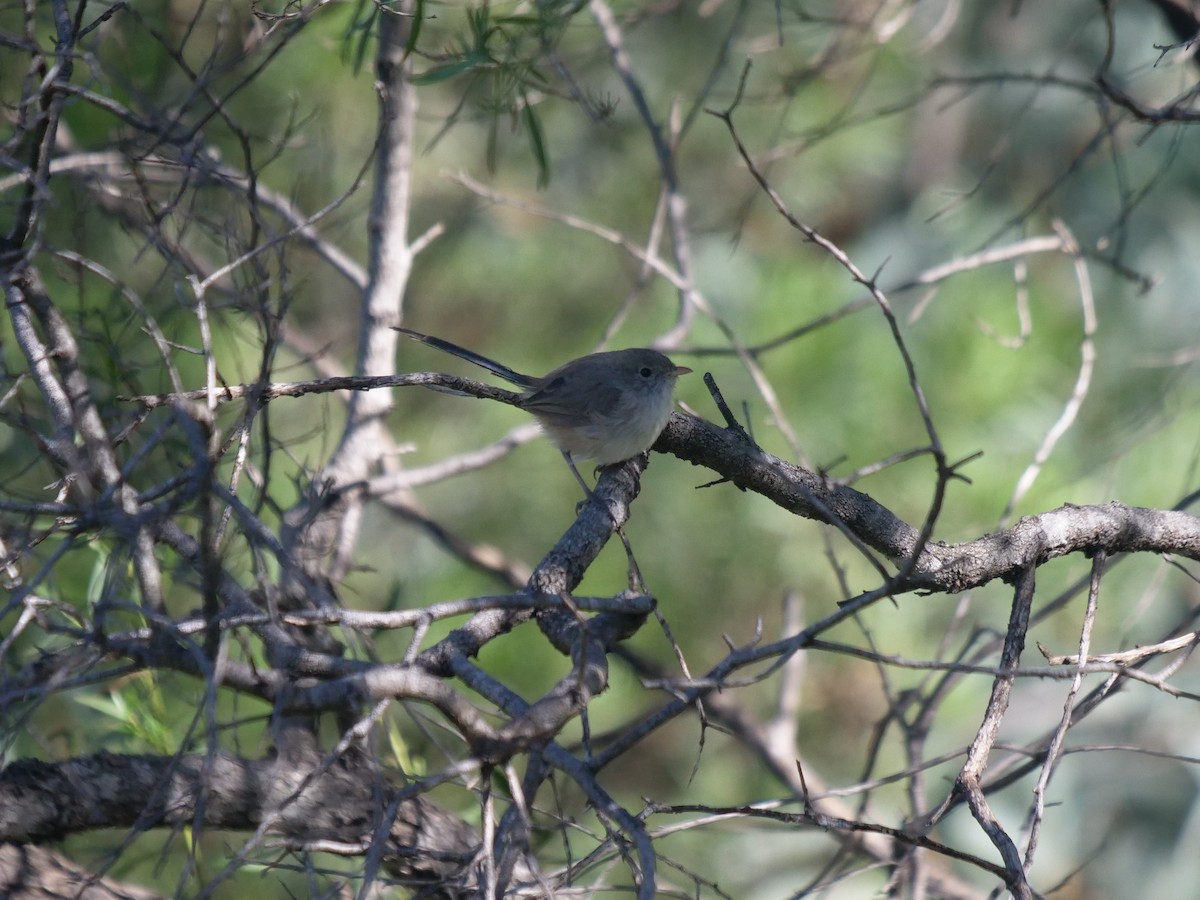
[4,1,1200,897]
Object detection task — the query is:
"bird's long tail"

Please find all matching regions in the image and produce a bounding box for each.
[394,327,539,389]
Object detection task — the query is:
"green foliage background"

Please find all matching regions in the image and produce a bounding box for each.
[4,1,1200,896]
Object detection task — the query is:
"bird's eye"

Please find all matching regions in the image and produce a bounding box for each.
[639,366,653,378]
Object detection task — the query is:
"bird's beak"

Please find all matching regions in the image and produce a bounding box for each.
[672,365,692,376]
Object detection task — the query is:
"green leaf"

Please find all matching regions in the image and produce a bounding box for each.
[340,0,379,73]
[400,0,425,64]
[522,98,550,187]
[411,54,488,85]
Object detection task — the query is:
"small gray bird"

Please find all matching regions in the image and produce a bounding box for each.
[395,327,691,467]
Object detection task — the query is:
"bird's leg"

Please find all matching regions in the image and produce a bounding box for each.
[562,450,596,501]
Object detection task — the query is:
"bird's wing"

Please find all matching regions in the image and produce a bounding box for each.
[520,375,622,426]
